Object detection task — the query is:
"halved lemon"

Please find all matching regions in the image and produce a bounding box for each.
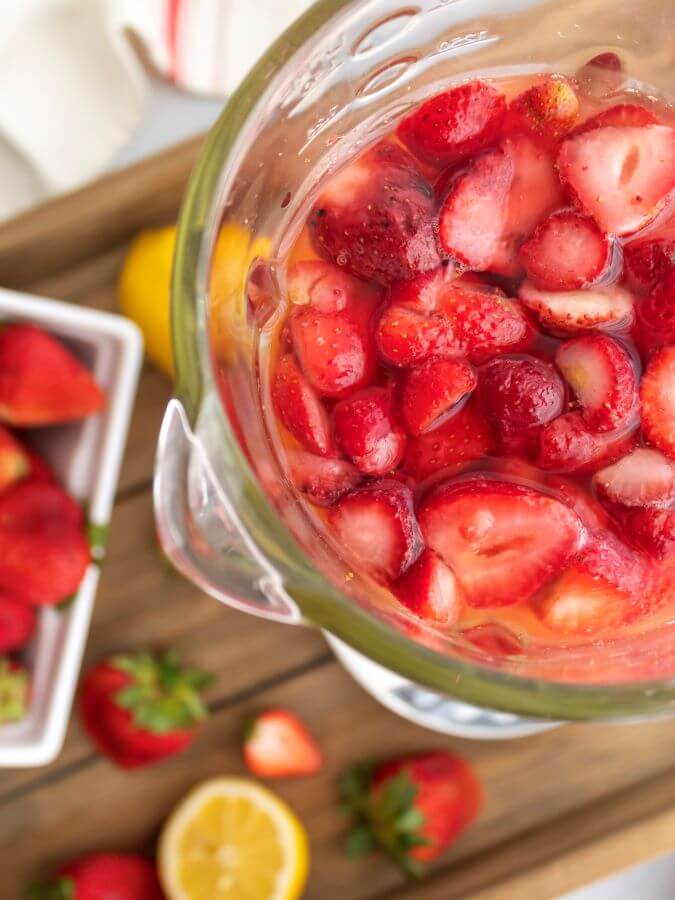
[159,777,309,900]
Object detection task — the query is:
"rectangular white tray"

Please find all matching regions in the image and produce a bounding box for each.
[0,287,143,766]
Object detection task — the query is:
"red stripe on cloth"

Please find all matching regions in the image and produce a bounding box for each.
[167,0,182,81]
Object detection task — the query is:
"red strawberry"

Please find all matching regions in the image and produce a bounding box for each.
[557,125,675,235]
[439,135,563,276]
[624,218,675,293]
[328,480,423,581]
[79,650,213,769]
[290,293,378,399]
[640,346,675,458]
[244,708,322,778]
[625,506,675,560]
[30,853,163,900]
[533,530,650,634]
[555,334,637,432]
[341,750,481,874]
[419,476,584,607]
[401,359,476,436]
[23,446,57,485]
[403,399,494,481]
[376,303,455,369]
[0,592,36,653]
[0,482,89,605]
[333,387,407,475]
[0,324,104,425]
[574,103,660,135]
[0,425,28,493]
[392,549,461,624]
[286,259,381,313]
[519,211,612,291]
[506,78,580,149]
[462,624,523,658]
[478,355,564,454]
[445,286,534,364]
[0,657,29,724]
[546,474,611,530]
[594,447,675,507]
[309,141,440,285]
[397,80,506,166]
[520,281,634,334]
[287,451,361,507]
[272,355,334,456]
[538,412,637,474]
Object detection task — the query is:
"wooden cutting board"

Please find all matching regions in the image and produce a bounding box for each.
[0,137,674,899]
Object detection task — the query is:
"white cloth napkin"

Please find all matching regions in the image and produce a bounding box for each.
[0,0,313,221]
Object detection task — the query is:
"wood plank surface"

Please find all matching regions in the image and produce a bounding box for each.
[0,107,673,898]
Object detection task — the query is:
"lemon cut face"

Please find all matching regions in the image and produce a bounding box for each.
[159,778,309,900]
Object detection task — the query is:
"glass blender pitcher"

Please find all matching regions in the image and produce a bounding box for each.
[154,0,675,738]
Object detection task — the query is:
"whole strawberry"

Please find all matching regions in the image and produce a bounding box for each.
[79,651,213,769]
[28,853,163,900]
[341,751,481,876]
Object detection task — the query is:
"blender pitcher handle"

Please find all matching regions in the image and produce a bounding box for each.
[154,399,302,624]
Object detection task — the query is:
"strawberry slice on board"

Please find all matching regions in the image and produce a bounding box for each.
[403,399,494,482]
[341,750,481,875]
[401,358,476,436]
[520,281,634,335]
[593,447,675,507]
[625,506,675,560]
[573,103,660,136]
[328,480,423,582]
[557,125,675,235]
[333,387,407,476]
[538,412,638,474]
[286,259,382,314]
[287,451,361,507]
[79,650,213,769]
[244,709,322,778]
[477,355,565,454]
[518,210,612,291]
[309,141,440,285]
[0,592,36,653]
[418,476,584,608]
[640,345,675,458]
[392,549,461,625]
[555,333,638,433]
[0,425,28,493]
[272,355,334,456]
[397,80,506,166]
[505,78,580,150]
[0,324,104,426]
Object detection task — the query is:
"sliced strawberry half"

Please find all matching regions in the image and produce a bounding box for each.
[624,217,675,293]
[418,476,584,607]
[519,211,611,291]
[392,549,461,625]
[557,125,675,235]
[538,411,638,474]
[506,78,580,150]
[290,296,378,399]
[403,399,494,482]
[533,530,649,634]
[555,333,637,432]
[244,709,322,778]
[443,285,534,363]
[478,355,564,453]
[0,426,28,493]
[333,387,407,476]
[625,506,675,560]
[545,474,611,531]
[520,281,634,334]
[397,80,506,166]
[272,355,334,456]
[401,359,476,436]
[287,451,361,507]
[309,141,440,285]
[328,480,423,581]
[376,304,456,368]
[594,447,675,507]
[286,259,382,313]
[640,346,675,459]
[574,104,660,136]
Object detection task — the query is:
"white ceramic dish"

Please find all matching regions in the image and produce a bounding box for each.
[0,287,143,767]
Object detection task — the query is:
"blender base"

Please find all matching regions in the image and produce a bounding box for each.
[326,635,562,740]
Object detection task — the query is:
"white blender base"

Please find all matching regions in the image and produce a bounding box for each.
[327,635,561,740]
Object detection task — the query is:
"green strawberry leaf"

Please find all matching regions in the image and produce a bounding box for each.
[345,824,376,858]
